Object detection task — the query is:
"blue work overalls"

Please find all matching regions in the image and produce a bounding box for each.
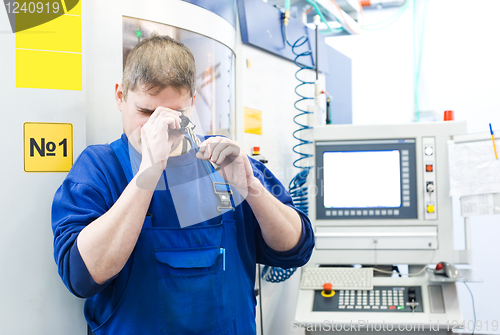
[85,138,255,335]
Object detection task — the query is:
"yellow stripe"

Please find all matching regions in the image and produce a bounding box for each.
[15,14,82,53]
[61,0,68,14]
[16,49,82,90]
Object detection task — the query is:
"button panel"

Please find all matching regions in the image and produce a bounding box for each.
[313,286,424,313]
[423,137,437,220]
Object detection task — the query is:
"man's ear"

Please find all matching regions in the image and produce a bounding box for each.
[192,92,196,106]
[115,82,125,112]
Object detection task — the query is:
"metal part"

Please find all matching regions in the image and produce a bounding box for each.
[180,114,221,171]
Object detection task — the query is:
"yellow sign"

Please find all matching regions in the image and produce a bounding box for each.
[15,1,82,90]
[23,122,73,172]
[244,107,263,135]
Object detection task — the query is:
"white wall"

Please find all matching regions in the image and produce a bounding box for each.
[326,1,500,333]
[0,5,87,335]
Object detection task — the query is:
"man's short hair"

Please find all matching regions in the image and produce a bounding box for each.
[123,33,196,100]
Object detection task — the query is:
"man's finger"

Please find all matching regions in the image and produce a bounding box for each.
[213,145,239,165]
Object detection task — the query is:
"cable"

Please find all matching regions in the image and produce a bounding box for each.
[284,32,315,217]
[372,248,436,277]
[263,9,319,284]
[364,0,410,30]
[413,0,428,122]
[326,0,363,34]
[258,265,264,335]
[303,0,333,32]
[304,0,359,35]
[464,282,476,335]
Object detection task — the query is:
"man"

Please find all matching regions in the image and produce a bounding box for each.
[52,33,314,335]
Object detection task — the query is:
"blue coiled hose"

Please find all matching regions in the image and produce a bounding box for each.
[263,27,315,284]
[287,34,315,217]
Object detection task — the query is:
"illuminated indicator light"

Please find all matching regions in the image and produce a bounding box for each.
[427,205,435,213]
[426,165,433,172]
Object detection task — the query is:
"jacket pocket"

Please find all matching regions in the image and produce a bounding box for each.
[154,224,231,335]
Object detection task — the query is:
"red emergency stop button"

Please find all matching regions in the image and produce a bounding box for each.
[321,283,335,298]
[426,165,433,172]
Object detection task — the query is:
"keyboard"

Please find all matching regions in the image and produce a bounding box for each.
[301,267,374,290]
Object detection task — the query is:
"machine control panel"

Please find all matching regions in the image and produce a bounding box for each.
[423,137,437,219]
[313,286,423,313]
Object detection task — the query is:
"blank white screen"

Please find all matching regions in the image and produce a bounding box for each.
[323,150,401,208]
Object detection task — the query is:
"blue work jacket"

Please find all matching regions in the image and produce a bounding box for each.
[52,134,314,334]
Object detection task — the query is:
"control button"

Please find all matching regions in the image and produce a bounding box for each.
[381,306,388,309]
[326,210,331,216]
[363,210,368,215]
[426,182,435,193]
[397,306,405,310]
[403,202,410,207]
[427,205,435,213]
[338,211,343,216]
[339,306,346,309]
[375,210,380,215]
[332,210,337,216]
[344,210,350,216]
[425,146,434,156]
[350,210,356,216]
[389,306,396,310]
[394,210,400,215]
[388,210,393,215]
[347,306,354,309]
[364,306,370,309]
[369,210,374,215]
[321,283,335,298]
[402,156,409,161]
[403,178,409,184]
[355,306,362,309]
[403,196,410,201]
[426,164,433,172]
[402,150,409,155]
[381,210,387,215]
[372,306,380,309]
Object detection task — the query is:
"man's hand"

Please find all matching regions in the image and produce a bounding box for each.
[139,107,183,171]
[196,137,256,194]
[197,136,303,252]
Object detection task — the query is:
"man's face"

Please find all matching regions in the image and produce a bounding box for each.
[115,83,194,154]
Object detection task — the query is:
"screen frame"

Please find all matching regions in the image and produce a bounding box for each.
[315,139,418,220]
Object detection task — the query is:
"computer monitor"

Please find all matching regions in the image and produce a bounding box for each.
[307,121,469,266]
[316,139,417,220]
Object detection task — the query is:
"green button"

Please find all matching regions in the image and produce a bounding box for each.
[397,306,404,310]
